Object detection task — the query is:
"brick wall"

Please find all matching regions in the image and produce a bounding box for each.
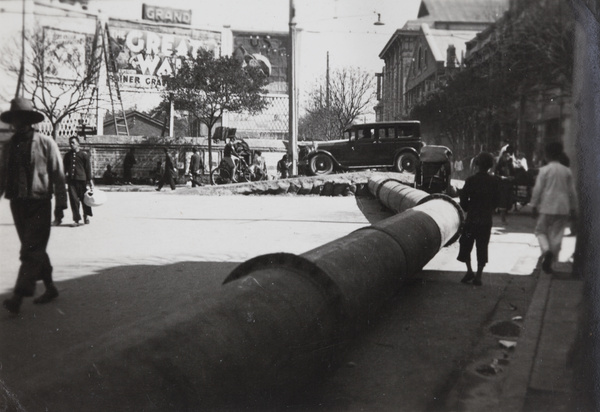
[56,135,288,183]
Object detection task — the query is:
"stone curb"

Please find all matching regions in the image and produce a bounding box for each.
[98,171,415,197]
[499,268,552,411]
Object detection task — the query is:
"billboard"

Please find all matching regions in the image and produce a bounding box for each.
[44,27,94,82]
[142,4,192,25]
[232,31,289,95]
[106,19,221,91]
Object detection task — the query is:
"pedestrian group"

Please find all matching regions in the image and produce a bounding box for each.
[457,141,577,286]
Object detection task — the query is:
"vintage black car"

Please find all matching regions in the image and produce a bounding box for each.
[302,121,423,175]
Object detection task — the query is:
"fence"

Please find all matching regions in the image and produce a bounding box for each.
[38,112,97,138]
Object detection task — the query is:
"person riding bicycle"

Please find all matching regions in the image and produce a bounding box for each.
[223,137,240,182]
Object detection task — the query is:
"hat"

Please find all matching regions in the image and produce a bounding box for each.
[83,189,107,207]
[0,97,44,125]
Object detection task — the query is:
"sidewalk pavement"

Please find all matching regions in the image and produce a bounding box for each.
[501,258,584,411]
[485,205,587,411]
[442,207,585,411]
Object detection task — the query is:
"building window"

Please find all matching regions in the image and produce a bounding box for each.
[418,46,423,70]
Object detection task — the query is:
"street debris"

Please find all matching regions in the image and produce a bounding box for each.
[476,358,503,376]
[499,340,517,349]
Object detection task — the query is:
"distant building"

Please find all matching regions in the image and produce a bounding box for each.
[376,0,508,121]
[103,111,166,137]
[404,25,476,111]
[463,0,574,166]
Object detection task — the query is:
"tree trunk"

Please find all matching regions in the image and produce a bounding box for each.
[51,124,59,140]
[207,126,213,184]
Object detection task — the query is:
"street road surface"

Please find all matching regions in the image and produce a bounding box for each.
[0,191,563,294]
[0,192,391,294]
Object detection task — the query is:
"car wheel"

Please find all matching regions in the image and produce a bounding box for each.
[309,153,335,175]
[394,152,418,174]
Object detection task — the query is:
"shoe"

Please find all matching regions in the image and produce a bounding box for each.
[72,221,82,227]
[84,217,90,224]
[542,251,554,273]
[33,285,59,304]
[473,275,482,286]
[460,271,475,284]
[51,219,62,226]
[3,295,22,314]
[155,188,161,191]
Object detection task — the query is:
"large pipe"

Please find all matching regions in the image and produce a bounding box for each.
[27,177,464,411]
[367,174,428,213]
[367,173,464,245]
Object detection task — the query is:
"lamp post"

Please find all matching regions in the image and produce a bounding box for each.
[288,0,298,176]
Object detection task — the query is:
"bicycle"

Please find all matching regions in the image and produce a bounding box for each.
[210,157,267,185]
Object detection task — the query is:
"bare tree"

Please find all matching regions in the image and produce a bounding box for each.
[301,67,376,140]
[1,24,102,139]
[163,48,269,172]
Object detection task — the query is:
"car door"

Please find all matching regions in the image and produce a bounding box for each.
[348,127,382,167]
[375,126,399,165]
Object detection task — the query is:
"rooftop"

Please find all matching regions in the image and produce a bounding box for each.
[416,0,509,23]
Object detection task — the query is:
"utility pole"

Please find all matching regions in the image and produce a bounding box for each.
[15,0,27,98]
[288,0,298,176]
[326,51,330,108]
[326,51,330,139]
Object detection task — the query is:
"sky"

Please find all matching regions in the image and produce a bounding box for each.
[85,0,422,98]
[0,0,422,113]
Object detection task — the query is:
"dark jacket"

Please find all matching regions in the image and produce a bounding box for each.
[460,172,500,225]
[63,149,92,182]
[190,153,203,173]
[0,131,67,207]
[124,152,137,169]
[164,153,177,177]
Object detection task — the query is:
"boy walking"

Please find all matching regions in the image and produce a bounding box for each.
[457,152,499,286]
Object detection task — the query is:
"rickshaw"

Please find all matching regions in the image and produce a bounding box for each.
[414,145,453,195]
[512,167,537,209]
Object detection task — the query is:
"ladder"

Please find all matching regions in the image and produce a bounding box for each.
[101,23,129,136]
[77,85,98,138]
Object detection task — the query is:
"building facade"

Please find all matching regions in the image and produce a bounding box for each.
[462,0,574,165]
[404,25,476,112]
[376,0,508,122]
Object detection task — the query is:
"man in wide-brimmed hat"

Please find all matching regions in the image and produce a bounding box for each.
[0,97,67,315]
